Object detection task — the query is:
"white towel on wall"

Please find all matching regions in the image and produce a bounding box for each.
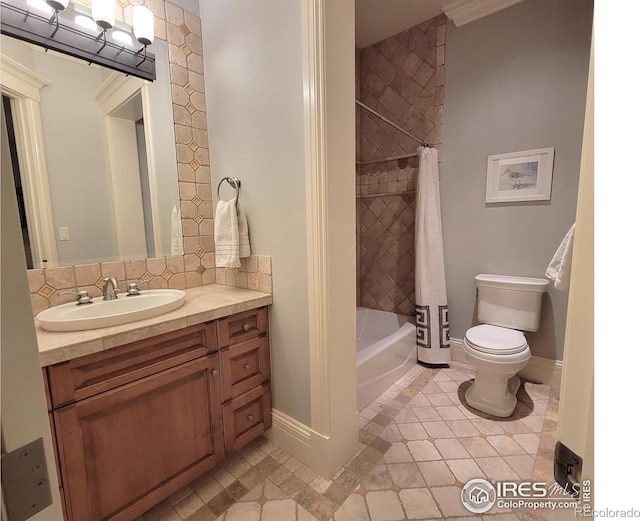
[215,198,241,268]
[170,205,184,256]
[415,146,451,365]
[237,201,251,259]
[545,223,575,291]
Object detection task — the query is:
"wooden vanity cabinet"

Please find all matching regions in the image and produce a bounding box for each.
[42,307,271,521]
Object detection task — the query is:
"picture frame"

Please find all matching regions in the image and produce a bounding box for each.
[485,147,555,203]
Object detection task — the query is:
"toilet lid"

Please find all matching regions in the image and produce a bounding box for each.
[465,325,528,355]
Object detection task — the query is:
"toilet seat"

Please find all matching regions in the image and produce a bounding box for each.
[464,324,528,355]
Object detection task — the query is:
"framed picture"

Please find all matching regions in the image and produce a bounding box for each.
[485,147,555,203]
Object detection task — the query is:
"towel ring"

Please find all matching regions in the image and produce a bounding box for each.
[216,177,241,201]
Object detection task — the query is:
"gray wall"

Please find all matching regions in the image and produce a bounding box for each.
[441,0,593,360]
[199,0,311,425]
[2,101,64,520]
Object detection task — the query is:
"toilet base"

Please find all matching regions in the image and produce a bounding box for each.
[465,375,522,418]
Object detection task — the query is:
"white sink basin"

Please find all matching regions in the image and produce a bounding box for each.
[36,289,186,332]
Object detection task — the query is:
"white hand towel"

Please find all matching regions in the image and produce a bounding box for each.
[170,205,184,256]
[237,201,251,258]
[214,198,241,268]
[545,223,575,291]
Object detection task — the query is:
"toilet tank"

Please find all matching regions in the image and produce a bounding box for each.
[475,274,549,332]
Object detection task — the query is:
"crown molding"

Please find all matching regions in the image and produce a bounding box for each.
[442,0,525,27]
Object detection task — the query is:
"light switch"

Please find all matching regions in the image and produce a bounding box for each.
[59,227,69,241]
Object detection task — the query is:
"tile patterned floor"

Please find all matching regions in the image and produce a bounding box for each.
[138,362,559,521]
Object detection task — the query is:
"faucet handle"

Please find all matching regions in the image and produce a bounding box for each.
[60,290,93,305]
[126,279,149,296]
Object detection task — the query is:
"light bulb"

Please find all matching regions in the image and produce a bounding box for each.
[74,14,99,32]
[92,0,115,30]
[132,5,154,46]
[112,30,133,46]
[27,0,53,14]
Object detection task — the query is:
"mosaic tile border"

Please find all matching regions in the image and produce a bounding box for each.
[356,162,418,197]
[28,255,272,316]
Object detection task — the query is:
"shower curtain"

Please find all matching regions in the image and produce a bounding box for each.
[415,146,450,365]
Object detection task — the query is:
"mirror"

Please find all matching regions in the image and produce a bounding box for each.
[0,33,181,268]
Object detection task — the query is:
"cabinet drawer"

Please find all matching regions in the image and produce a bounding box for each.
[47,323,217,408]
[217,307,268,347]
[220,336,270,401]
[222,383,272,452]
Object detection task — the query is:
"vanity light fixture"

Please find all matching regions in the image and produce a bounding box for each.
[91,0,114,30]
[132,5,154,65]
[44,0,68,36]
[91,0,114,52]
[0,0,156,80]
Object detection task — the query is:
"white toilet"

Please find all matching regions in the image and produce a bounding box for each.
[462,274,549,417]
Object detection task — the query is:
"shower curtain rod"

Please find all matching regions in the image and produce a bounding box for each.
[356,99,433,148]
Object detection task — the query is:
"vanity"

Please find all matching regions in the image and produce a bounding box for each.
[38,285,273,521]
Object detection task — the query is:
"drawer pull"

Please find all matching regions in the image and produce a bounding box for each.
[247,415,254,421]
[243,324,251,332]
[244,364,251,370]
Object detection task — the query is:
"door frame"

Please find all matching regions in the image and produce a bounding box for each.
[1,54,58,268]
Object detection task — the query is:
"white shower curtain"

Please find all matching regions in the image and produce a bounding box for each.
[415,146,450,365]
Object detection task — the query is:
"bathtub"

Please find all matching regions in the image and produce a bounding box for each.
[357,307,417,411]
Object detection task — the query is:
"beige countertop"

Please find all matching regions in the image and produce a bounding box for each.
[36,284,273,367]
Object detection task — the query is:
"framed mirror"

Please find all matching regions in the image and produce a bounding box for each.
[1,32,181,268]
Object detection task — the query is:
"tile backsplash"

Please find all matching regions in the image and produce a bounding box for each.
[28,255,272,316]
[25,1,272,317]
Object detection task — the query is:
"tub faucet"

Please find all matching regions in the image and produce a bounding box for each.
[103,277,120,300]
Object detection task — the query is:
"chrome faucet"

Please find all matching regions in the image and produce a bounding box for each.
[102,277,120,300]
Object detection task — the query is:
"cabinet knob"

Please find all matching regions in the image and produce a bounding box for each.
[243,324,251,332]
[247,415,254,421]
[244,363,251,370]
[211,369,218,376]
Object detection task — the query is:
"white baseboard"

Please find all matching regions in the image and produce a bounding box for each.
[264,408,358,479]
[264,409,312,462]
[450,337,563,389]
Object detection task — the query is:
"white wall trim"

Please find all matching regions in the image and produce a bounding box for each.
[300,0,359,478]
[301,0,331,439]
[94,71,146,116]
[450,337,563,389]
[265,409,312,458]
[0,55,49,102]
[442,0,525,27]
[1,59,59,268]
[265,409,337,478]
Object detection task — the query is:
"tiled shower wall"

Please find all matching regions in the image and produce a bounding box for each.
[357,15,446,315]
[26,1,271,315]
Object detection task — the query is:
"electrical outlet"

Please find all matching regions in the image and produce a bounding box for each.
[1,438,53,521]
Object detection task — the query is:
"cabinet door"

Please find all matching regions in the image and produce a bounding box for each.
[55,355,224,521]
